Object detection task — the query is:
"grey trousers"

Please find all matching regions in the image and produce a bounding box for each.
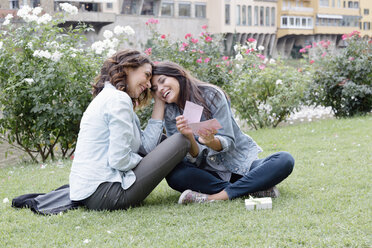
[81,133,190,211]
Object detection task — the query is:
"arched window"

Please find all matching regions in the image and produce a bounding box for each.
[242,6,247,25]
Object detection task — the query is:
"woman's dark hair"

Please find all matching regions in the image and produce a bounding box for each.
[93,49,153,108]
[152,61,228,119]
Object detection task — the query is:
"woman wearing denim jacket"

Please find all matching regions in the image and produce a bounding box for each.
[69,50,189,210]
[151,61,294,204]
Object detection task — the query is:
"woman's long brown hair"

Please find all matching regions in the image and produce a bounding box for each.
[152,61,228,119]
[93,49,153,109]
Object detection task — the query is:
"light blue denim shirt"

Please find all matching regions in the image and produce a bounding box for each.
[69,82,163,201]
[164,85,262,181]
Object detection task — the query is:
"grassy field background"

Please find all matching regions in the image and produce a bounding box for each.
[0,116,371,247]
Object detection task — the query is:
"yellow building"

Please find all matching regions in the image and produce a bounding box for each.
[359,0,372,37]
[207,0,278,56]
[276,0,366,57]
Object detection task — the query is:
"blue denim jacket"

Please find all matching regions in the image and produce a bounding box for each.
[164,85,262,181]
[70,83,163,201]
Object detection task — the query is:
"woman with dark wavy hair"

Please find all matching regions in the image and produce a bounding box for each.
[69,50,190,210]
[151,61,294,204]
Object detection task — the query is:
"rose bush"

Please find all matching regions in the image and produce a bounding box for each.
[301,31,372,117]
[0,4,134,162]
[228,40,309,129]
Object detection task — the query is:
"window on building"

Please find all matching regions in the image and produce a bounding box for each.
[265,7,270,26]
[9,0,19,9]
[302,18,307,27]
[141,0,155,15]
[296,17,301,27]
[364,9,370,15]
[179,2,191,17]
[348,1,353,8]
[161,1,174,16]
[236,5,241,25]
[31,0,40,7]
[271,7,275,26]
[122,0,138,14]
[282,16,288,27]
[364,22,371,30]
[254,6,258,26]
[320,0,329,7]
[242,6,247,25]
[353,1,358,8]
[337,0,341,7]
[195,3,206,18]
[308,18,313,27]
[248,6,252,26]
[225,4,230,25]
[260,6,264,26]
[332,0,335,7]
[290,17,294,26]
[106,3,113,9]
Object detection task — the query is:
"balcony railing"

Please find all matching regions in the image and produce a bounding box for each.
[281,7,314,12]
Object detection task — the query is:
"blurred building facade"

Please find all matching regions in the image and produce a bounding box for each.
[0,0,371,57]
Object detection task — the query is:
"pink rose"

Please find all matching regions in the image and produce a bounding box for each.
[160,34,166,39]
[222,56,229,61]
[191,38,199,44]
[202,25,208,29]
[310,60,315,64]
[204,58,210,63]
[145,48,152,55]
[205,36,213,42]
[305,45,312,49]
[185,33,192,39]
[299,48,307,53]
[196,57,202,63]
[247,38,256,43]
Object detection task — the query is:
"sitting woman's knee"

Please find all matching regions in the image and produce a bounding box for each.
[279,151,295,174]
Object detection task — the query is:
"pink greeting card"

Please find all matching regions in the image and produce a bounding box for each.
[188,118,222,135]
[183,101,203,124]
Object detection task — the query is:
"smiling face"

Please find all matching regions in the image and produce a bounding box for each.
[126,63,152,99]
[151,75,180,104]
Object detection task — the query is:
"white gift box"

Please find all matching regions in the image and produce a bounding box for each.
[245,197,272,210]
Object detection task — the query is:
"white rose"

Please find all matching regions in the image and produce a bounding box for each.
[17,5,32,18]
[103,30,114,39]
[24,78,34,84]
[0,41,3,50]
[233,44,238,52]
[123,26,135,36]
[235,53,243,61]
[5,14,13,20]
[51,51,62,62]
[2,19,10,26]
[32,7,43,16]
[258,45,264,51]
[276,79,283,85]
[59,3,78,15]
[113,25,125,35]
[37,14,52,25]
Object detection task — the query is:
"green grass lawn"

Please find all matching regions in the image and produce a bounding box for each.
[1,116,371,247]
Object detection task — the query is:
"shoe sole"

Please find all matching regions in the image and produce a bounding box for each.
[178,189,192,204]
